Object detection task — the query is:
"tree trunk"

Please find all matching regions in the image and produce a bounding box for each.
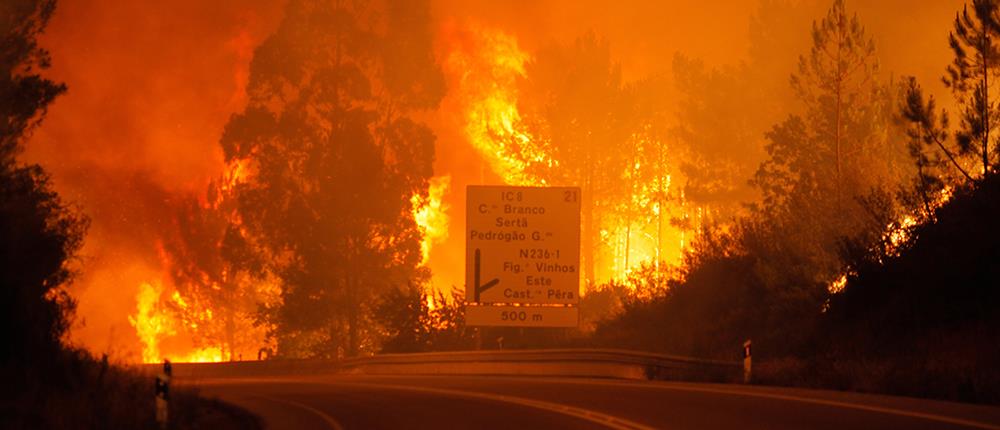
[656,142,666,269]
[983,32,991,175]
[582,178,595,287]
[348,275,358,357]
[835,29,844,209]
[624,222,631,272]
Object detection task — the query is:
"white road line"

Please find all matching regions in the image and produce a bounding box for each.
[256,395,345,430]
[333,381,656,430]
[555,379,1000,430]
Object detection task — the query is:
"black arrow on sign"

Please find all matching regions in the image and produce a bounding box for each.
[474,248,500,302]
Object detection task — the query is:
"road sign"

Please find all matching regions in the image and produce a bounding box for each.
[465,185,580,327]
[465,305,579,328]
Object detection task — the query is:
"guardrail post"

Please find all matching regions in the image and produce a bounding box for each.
[155,359,172,429]
[742,340,752,384]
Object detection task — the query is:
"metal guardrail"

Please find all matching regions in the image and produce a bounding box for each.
[340,348,741,381]
[153,348,741,382]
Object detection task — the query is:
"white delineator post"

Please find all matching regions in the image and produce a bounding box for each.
[742,340,752,384]
[155,360,172,429]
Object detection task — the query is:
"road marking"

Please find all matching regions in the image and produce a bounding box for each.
[667,385,1000,430]
[554,379,1000,430]
[334,381,656,430]
[256,395,345,430]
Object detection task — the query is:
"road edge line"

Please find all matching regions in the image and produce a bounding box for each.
[334,381,655,430]
[571,380,1000,430]
[256,395,346,430]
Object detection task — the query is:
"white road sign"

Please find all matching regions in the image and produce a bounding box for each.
[465,185,580,327]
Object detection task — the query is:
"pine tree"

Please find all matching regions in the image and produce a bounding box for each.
[752,0,904,285]
[899,78,973,218]
[944,0,1000,177]
[788,0,881,203]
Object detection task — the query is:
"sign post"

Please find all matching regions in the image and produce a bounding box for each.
[465,185,581,327]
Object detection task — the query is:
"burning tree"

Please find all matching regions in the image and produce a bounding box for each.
[218,0,444,358]
[516,33,638,285]
[899,78,967,220]
[751,0,909,283]
[154,187,273,362]
[446,27,695,284]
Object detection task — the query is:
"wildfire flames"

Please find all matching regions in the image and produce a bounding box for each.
[412,176,452,266]
[444,25,548,186]
[126,23,693,363]
[47,17,690,363]
[128,282,224,363]
[120,157,268,363]
[443,24,689,282]
[27,1,960,363]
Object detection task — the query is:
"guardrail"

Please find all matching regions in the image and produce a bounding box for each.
[150,348,741,382]
[341,349,739,381]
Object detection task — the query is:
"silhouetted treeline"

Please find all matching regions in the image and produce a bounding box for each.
[585,0,1000,404]
[592,0,906,357]
[818,173,1000,402]
[1,1,148,427]
[0,0,79,368]
[0,2,258,427]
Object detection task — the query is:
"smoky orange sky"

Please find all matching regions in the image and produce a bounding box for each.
[24,0,964,359]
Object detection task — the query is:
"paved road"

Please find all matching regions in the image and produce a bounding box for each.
[194,374,1000,430]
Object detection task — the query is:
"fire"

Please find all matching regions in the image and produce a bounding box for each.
[127,281,227,363]
[121,143,279,364]
[886,215,918,252]
[884,186,954,257]
[828,274,848,295]
[412,176,452,266]
[444,25,550,185]
[218,158,252,195]
[129,282,173,363]
[443,24,691,286]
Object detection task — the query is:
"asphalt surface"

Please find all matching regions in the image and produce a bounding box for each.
[194,374,1000,430]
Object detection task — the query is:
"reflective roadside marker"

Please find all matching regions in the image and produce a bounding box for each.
[743,340,752,384]
[155,360,172,429]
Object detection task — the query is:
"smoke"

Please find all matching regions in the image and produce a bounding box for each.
[23,0,284,359]
[425,0,964,288]
[22,0,967,359]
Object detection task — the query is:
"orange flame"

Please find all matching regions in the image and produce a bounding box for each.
[128,281,225,363]
[443,24,690,285]
[412,176,451,266]
[444,25,549,185]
